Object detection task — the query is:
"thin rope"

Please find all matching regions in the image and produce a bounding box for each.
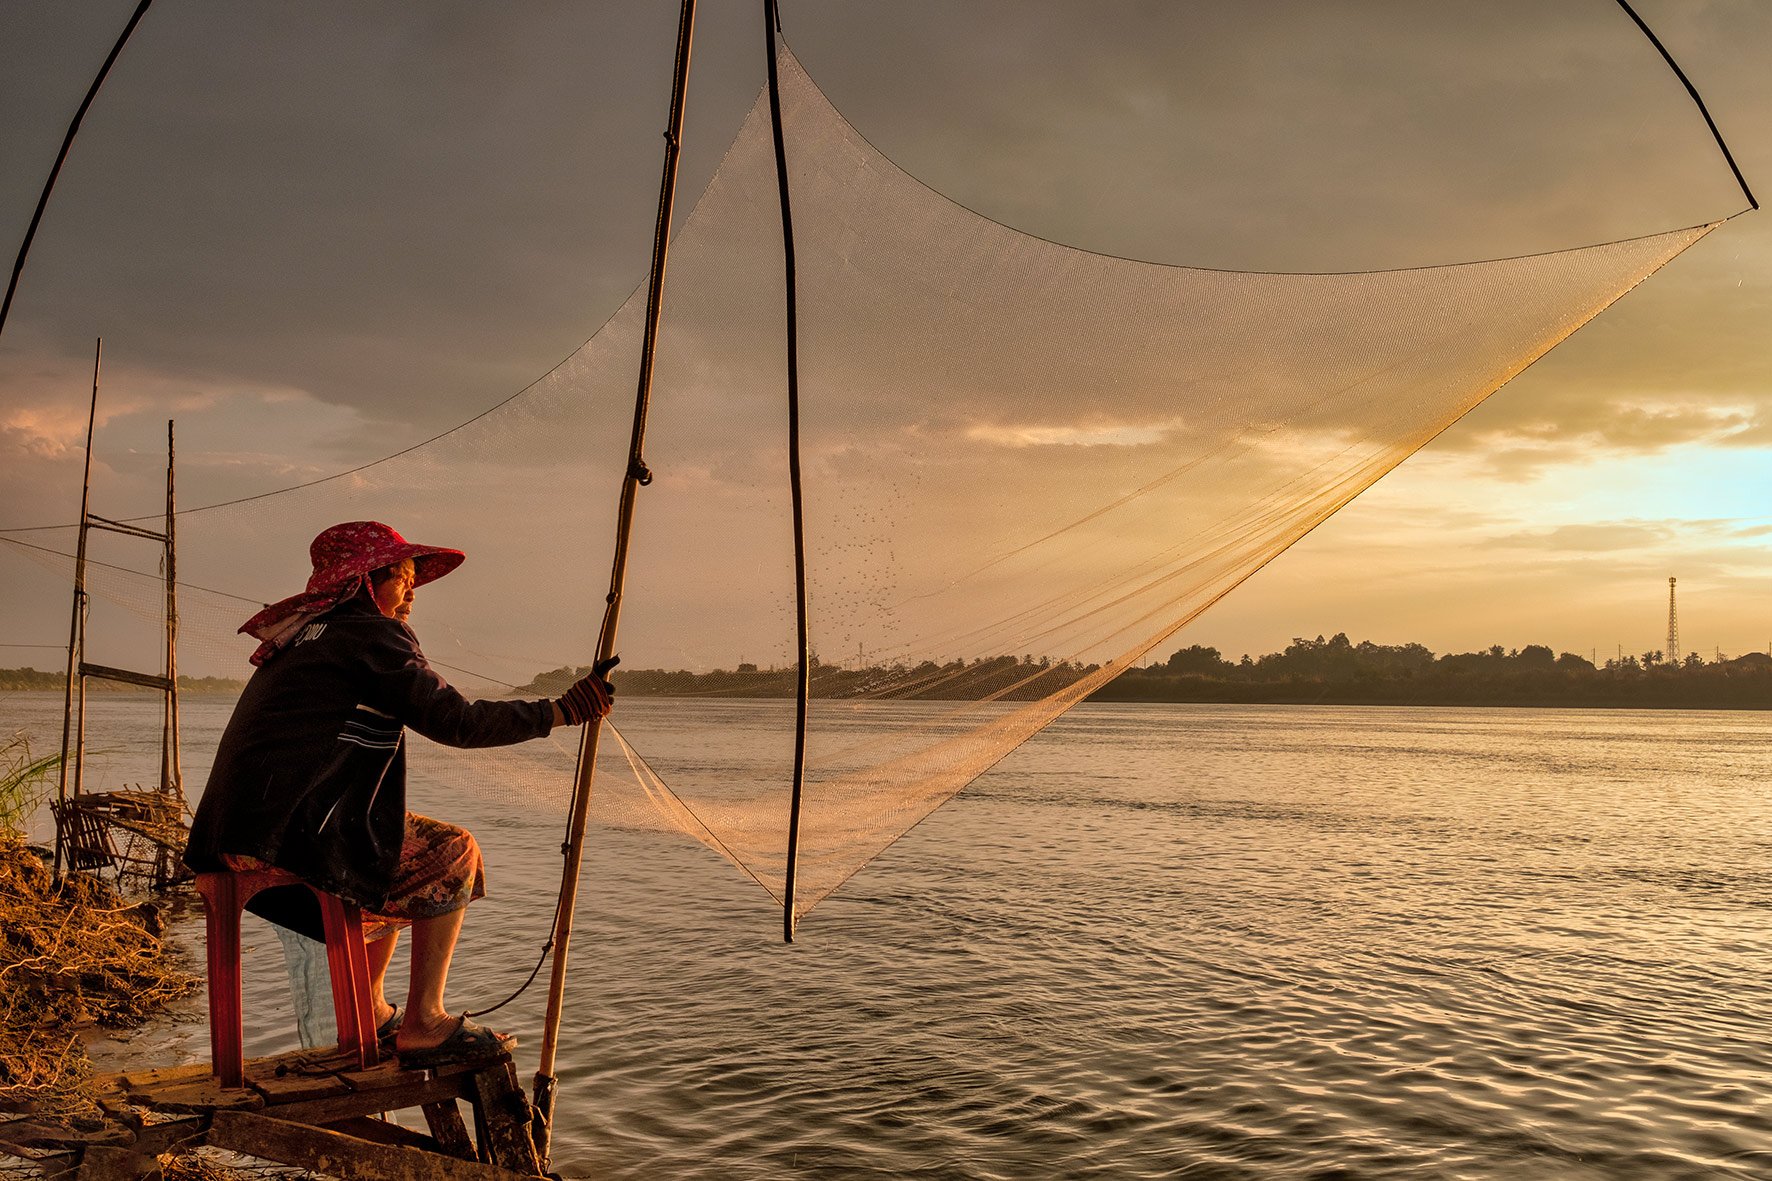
[763,0,811,944]
[465,878,563,1019]
[0,535,258,604]
[1614,0,1757,211]
[1,0,154,341]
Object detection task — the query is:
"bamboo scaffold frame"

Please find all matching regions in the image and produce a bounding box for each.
[53,341,186,887]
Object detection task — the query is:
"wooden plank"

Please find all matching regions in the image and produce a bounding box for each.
[73,1144,155,1180]
[78,662,173,692]
[11,1141,76,1170]
[245,1045,361,1082]
[3,1148,76,1175]
[336,1058,422,1094]
[264,1072,474,1128]
[131,1076,264,1114]
[0,1122,130,1150]
[471,1061,542,1175]
[114,1061,211,1091]
[423,1100,476,1162]
[250,1068,352,1105]
[125,1115,207,1160]
[208,1110,533,1181]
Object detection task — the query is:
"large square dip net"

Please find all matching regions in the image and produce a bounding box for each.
[3,50,1720,933]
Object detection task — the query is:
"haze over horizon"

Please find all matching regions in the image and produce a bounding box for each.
[3,1,1770,678]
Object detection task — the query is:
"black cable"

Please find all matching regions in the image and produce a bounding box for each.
[2,0,155,340]
[465,887,563,1018]
[762,0,810,945]
[1614,0,1757,211]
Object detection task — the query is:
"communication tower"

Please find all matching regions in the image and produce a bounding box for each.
[1665,577,1680,665]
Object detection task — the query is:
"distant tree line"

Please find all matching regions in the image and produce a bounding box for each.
[522,654,1103,703]
[522,634,1772,710]
[1094,634,1772,709]
[16,629,1761,709]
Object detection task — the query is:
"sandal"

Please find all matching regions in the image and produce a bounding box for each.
[396,1015,516,1069]
[375,1004,404,1045]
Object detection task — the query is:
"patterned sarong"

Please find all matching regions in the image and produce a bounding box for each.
[222,811,485,942]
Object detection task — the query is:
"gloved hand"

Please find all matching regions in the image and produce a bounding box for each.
[555,656,619,726]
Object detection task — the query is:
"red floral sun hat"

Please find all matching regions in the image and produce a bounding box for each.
[302,520,464,593]
[239,521,464,664]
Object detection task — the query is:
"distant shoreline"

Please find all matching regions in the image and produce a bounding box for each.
[8,628,1768,713]
[508,633,1772,712]
[1,683,1763,711]
[1085,683,1772,711]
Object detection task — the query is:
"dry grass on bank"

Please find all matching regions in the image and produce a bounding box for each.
[0,833,197,1125]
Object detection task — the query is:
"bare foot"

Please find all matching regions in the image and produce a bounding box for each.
[394,1010,462,1054]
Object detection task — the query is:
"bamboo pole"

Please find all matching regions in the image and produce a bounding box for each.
[761,0,810,943]
[164,420,182,798]
[531,0,697,1164]
[160,420,182,886]
[54,340,100,878]
[1,0,154,341]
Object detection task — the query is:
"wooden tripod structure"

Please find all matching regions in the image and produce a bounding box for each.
[53,339,187,886]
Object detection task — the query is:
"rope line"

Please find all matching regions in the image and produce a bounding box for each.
[1,0,154,341]
[1614,0,1757,210]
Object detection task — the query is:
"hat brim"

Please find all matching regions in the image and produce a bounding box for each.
[407,546,465,587]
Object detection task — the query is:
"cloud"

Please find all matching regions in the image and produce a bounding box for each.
[1435,394,1770,480]
[5,2,1771,674]
[1716,413,1772,448]
[1481,522,1673,553]
[964,417,1184,449]
[1,406,91,458]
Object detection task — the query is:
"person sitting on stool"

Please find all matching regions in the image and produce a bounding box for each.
[184,520,613,1068]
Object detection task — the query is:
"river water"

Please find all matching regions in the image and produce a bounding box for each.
[6,692,1770,1179]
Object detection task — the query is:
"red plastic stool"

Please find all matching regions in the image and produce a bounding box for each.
[195,868,380,1088]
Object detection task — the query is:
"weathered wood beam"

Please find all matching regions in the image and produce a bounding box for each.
[423,1100,477,1162]
[70,1143,154,1180]
[259,1070,474,1128]
[78,662,173,692]
[208,1110,531,1181]
[326,1115,443,1153]
[472,1060,543,1174]
[85,514,167,542]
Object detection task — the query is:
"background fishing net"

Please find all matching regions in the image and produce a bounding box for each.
[1,50,1714,930]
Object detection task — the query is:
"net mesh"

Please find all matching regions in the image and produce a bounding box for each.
[2,50,1715,929]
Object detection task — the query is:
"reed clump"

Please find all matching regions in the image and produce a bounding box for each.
[0,832,197,1124]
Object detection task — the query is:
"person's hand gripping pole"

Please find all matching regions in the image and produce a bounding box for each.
[555,656,619,726]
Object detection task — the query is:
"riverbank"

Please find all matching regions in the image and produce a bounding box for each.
[0,834,196,1125]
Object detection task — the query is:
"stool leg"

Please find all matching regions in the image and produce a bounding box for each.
[197,874,247,1089]
[316,893,378,1068]
[342,901,381,1067]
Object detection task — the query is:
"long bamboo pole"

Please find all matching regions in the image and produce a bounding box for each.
[761,0,810,943]
[162,420,179,797]
[1,0,154,341]
[531,0,697,1163]
[54,340,101,878]
[160,419,182,887]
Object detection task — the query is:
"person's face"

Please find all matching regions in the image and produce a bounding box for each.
[371,558,417,621]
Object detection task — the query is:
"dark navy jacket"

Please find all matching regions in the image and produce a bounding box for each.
[185,594,552,934]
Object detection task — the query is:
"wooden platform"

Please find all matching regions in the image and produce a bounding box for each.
[1,1046,547,1179]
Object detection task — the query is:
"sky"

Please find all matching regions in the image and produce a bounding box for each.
[1,0,1769,677]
